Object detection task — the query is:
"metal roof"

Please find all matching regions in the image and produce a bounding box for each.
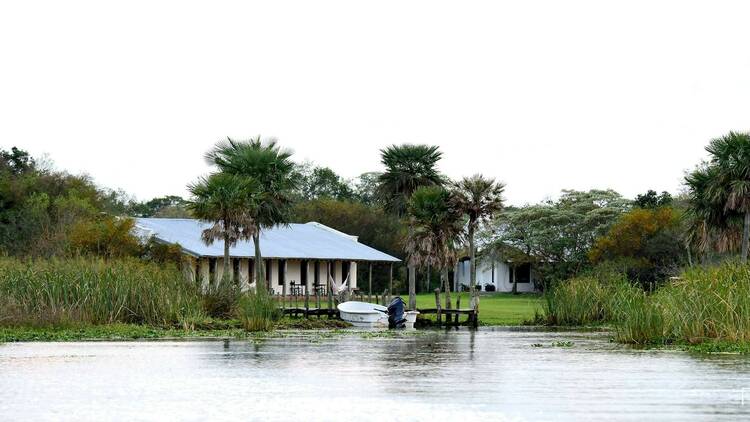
[134,218,400,262]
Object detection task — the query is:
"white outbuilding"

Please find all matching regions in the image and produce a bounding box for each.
[454,256,540,293]
[134,218,400,294]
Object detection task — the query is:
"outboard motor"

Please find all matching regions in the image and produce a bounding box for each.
[387,296,407,329]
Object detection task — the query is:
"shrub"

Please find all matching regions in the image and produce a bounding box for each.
[201,279,242,319]
[543,268,640,326]
[484,284,496,292]
[236,290,280,332]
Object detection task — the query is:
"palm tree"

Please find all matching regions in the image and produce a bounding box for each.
[377,144,443,299]
[188,173,259,284]
[452,175,505,309]
[685,162,743,262]
[405,186,464,310]
[704,132,750,263]
[377,144,443,217]
[205,136,299,288]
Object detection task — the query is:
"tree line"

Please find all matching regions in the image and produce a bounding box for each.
[2,130,749,305]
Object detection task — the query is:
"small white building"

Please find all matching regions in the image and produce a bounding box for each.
[454,256,539,293]
[134,218,400,294]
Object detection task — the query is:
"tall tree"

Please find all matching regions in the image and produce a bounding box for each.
[704,132,750,262]
[405,186,463,310]
[205,136,299,287]
[188,173,259,284]
[452,175,505,309]
[377,144,443,298]
[684,163,741,259]
[377,144,443,217]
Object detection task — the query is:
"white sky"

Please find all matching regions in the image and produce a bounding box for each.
[1,1,749,205]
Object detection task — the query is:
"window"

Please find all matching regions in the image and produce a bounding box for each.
[330,261,336,283]
[278,260,286,286]
[265,259,271,284]
[195,260,202,284]
[511,263,531,283]
[314,261,320,286]
[300,260,308,286]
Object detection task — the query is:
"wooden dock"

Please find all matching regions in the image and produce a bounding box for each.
[275,287,479,327]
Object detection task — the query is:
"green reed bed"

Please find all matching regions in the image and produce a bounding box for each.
[0,258,205,328]
[544,262,750,348]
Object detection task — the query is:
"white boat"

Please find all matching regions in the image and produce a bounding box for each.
[337,301,389,328]
[337,301,420,329]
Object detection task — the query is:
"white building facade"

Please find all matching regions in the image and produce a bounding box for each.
[454,257,539,293]
[135,218,400,295]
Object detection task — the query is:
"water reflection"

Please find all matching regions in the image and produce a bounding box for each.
[1,329,750,421]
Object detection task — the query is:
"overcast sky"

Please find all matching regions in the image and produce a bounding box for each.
[1,1,749,205]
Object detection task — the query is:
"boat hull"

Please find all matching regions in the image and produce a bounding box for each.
[337,301,389,328]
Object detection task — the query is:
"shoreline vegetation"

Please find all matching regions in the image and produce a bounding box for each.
[1,257,749,354]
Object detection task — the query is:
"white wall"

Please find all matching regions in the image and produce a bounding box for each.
[455,258,538,293]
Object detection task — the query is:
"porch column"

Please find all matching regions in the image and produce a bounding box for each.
[215,258,225,282]
[200,257,210,291]
[349,261,357,291]
[239,258,250,291]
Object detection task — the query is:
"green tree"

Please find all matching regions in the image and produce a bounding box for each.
[353,171,382,205]
[206,136,299,287]
[377,144,443,217]
[684,163,741,259]
[188,173,259,283]
[405,186,463,310]
[487,189,630,285]
[452,175,505,309]
[703,132,750,262]
[634,190,673,209]
[488,206,543,294]
[295,163,354,201]
[588,206,685,284]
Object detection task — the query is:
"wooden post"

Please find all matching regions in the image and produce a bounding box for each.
[434,288,442,326]
[304,287,310,318]
[455,294,461,325]
[315,288,321,319]
[282,279,287,311]
[368,262,373,303]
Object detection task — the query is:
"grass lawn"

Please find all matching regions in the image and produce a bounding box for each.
[410,292,543,325]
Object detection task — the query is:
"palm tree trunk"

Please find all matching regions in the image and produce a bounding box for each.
[442,268,451,310]
[469,223,478,310]
[743,210,750,263]
[511,266,518,295]
[426,263,431,293]
[253,232,265,292]
[222,232,230,285]
[408,265,416,310]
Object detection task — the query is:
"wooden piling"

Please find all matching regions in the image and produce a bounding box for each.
[304,288,310,318]
[315,288,321,319]
[455,294,461,324]
[434,288,442,325]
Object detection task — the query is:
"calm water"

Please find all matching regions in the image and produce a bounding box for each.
[1,328,750,421]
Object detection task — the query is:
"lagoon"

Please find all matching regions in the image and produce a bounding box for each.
[1,328,749,421]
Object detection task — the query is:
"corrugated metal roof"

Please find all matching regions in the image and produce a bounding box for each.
[134,218,400,262]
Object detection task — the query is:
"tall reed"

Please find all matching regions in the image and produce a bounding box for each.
[0,257,205,327]
[545,261,750,345]
[235,289,280,332]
